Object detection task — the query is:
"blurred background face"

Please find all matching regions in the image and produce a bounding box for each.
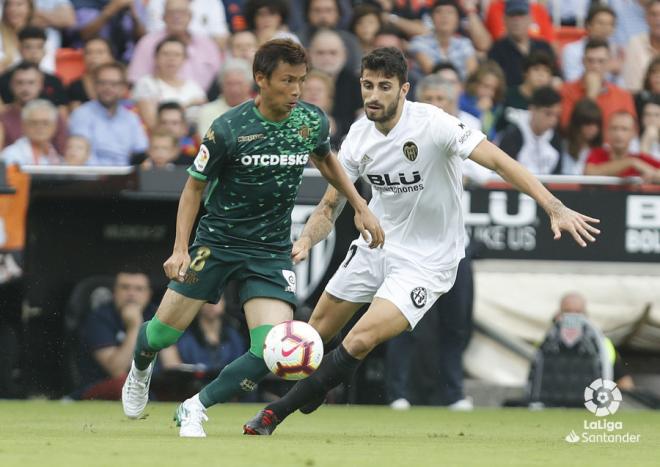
[419,86,451,111]
[583,47,609,75]
[11,68,42,104]
[309,0,339,28]
[113,273,151,309]
[84,39,113,70]
[164,0,191,35]
[230,31,258,63]
[23,107,56,144]
[526,65,552,89]
[301,75,331,111]
[19,38,45,64]
[254,6,282,32]
[309,33,346,76]
[436,68,462,96]
[148,135,179,167]
[432,5,459,35]
[158,108,187,138]
[559,294,586,315]
[476,73,499,100]
[374,33,403,49]
[354,13,380,44]
[155,41,186,76]
[643,102,660,128]
[4,0,31,29]
[580,122,600,142]
[95,67,125,108]
[648,2,660,38]
[64,136,90,165]
[530,103,561,133]
[607,113,636,152]
[222,70,252,107]
[588,12,615,40]
[505,14,530,40]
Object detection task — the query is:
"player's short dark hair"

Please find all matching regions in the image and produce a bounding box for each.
[361,47,408,87]
[584,38,609,52]
[253,39,308,81]
[18,26,47,42]
[244,0,289,31]
[586,4,616,24]
[157,101,185,118]
[431,61,460,77]
[155,35,187,56]
[522,50,555,73]
[530,86,561,108]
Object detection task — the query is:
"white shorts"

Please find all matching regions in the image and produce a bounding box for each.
[325,240,459,329]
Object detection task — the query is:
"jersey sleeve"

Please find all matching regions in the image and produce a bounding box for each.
[312,109,331,158]
[187,120,229,182]
[432,107,486,160]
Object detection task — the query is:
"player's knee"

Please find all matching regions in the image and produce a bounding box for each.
[343,331,377,360]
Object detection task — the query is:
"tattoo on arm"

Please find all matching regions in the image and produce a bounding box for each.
[301,188,347,247]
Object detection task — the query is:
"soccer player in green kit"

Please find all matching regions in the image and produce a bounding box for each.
[121,39,384,437]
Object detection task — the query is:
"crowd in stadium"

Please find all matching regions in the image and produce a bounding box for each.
[0,0,656,406]
[0,0,659,178]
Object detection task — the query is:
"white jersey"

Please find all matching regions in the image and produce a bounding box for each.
[338,100,486,271]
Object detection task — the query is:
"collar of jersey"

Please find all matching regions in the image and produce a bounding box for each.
[252,102,292,127]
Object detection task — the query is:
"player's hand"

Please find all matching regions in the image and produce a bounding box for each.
[163,250,191,282]
[354,205,385,249]
[120,303,144,329]
[291,236,312,264]
[547,200,601,248]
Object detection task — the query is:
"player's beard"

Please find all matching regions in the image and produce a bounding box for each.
[365,98,400,124]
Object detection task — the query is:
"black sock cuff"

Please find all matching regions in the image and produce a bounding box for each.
[334,344,361,370]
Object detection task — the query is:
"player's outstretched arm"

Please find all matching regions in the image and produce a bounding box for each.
[468,140,601,247]
[311,152,384,249]
[292,185,347,264]
[163,177,207,281]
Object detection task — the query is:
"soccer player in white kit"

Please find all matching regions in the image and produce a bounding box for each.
[243,48,600,435]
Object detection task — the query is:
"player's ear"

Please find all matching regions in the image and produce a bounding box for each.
[400,82,410,98]
[254,71,267,90]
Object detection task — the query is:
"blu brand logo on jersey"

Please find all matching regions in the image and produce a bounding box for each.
[367,171,421,186]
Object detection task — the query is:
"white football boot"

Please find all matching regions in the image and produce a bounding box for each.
[174,395,209,438]
[121,361,154,419]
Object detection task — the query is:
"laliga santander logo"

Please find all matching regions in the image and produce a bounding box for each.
[584,378,622,417]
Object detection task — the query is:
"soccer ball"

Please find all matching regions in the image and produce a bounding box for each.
[263,320,324,380]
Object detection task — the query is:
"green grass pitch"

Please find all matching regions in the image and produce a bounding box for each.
[0,401,658,467]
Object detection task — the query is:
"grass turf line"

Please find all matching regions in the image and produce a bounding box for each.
[0,401,658,467]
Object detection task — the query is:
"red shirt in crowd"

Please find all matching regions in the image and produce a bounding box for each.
[485,1,555,43]
[586,147,660,177]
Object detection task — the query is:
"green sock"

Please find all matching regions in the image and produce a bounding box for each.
[199,351,270,407]
[134,318,183,370]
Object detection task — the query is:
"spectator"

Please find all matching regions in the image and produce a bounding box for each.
[562,5,621,84]
[585,110,660,180]
[132,36,206,130]
[349,4,382,56]
[561,99,603,175]
[487,0,557,88]
[128,0,221,92]
[545,0,590,27]
[485,0,555,43]
[301,69,339,150]
[1,0,31,72]
[370,0,430,39]
[636,95,660,160]
[145,0,229,47]
[555,292,634,391]
[610,0,649,47]
[243,0,299,46]
[0,61,67,152]
[29,0,76,71]
[196,58,253,139]
[0,26,67,114]
[297,0,362,73]
[140,129,179,169]
[0,99,60,165]
[308,29,361,140]
[69,62,148,166]
[408,0,477,80]
[76,268,155,400]
[157,101,197,161]
[498,50,554,132]
[560,39,637,131]
[635,56,660,118]
[228,30,258,65]
[66,37,114,111]
[459,60,506,139]
[63,134,91,165]
[73,0,147,62]
[623,0,660,93]
[159,298,246,373]
[499,86,563,175]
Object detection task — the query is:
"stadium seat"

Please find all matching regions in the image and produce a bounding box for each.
[554,26,587,53]
[527,313,613,407]
[54,48,85,86]
[62,275,114,395]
